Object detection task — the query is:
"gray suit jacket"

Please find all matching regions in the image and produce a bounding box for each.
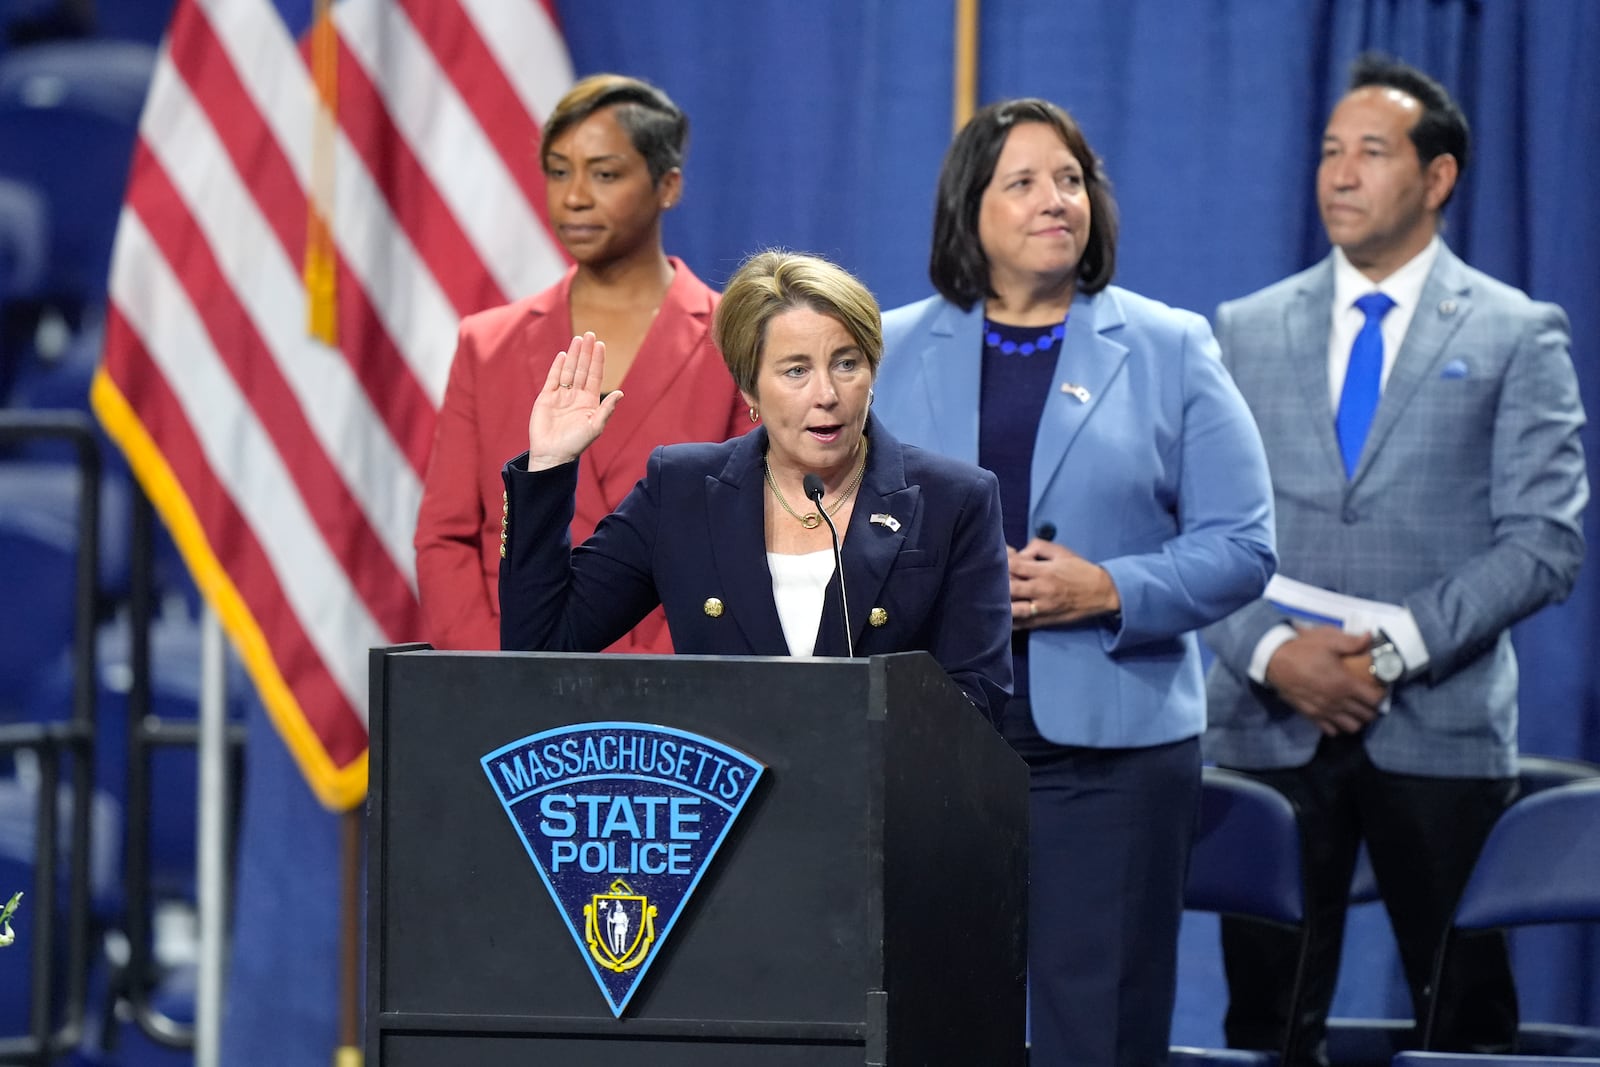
[1204,244,1587,777]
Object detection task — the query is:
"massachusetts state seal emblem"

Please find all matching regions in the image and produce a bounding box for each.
[585,879,655,972]
[480,722,764,1016]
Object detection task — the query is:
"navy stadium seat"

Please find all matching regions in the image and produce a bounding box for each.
[0,174,46,299]
[0,39,155,311]
[1415,780,1600,1057]
[1170,767,1309,1066]
[0,458,130,702]
[0,174,48,404]
[8,307,104,418]
[1327,756,1600,1066]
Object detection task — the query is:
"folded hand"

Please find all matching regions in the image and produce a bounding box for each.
[1008,538,1120,629]
[1264,626,1386,735]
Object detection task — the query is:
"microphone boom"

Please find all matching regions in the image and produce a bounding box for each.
[805,474,854,657]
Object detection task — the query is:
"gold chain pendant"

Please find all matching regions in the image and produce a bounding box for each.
[764,438,869,529]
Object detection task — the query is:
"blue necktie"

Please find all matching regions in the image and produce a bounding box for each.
[1335,292,1396,478]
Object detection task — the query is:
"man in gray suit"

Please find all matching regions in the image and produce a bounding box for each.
[1204,54,1587,1066]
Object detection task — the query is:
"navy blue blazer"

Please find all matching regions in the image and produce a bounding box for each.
[498,416,1014,723]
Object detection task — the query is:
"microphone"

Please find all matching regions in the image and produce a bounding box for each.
[805,473,854,658]
[1035,521,1056,542]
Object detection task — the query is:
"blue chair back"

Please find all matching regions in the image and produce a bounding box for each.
[1345,754,1600,907]
[0,174,46,296]
[1515,754,1600,796]
[0,174,48,404]
[1175,768,1308,1065]
[1188,766,1304,926]
[1451,779,1600,931]
[0,40,154,306]
[0,460,130,693]
[0,462,82,701]
[1406,779,1600,1052]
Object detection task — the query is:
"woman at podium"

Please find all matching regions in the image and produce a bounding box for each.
[498,250,1013,724]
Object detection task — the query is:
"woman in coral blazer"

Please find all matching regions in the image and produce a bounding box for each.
[414,74,745,652]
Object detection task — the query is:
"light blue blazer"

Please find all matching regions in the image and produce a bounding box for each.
[876,287,1277,748]
[1204,246,1588,777]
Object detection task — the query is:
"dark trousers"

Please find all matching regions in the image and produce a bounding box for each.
[1004,698,1201,1067]
[1220,735,1518,1066]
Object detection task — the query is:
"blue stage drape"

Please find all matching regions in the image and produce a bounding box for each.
[555,0,1600,1046]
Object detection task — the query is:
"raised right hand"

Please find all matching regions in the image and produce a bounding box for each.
[1264,626,1386,736]
[526,332,624,471]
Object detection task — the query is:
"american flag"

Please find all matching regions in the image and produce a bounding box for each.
[91,0,572,810]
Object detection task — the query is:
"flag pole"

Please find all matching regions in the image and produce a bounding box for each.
[335,808,363,1066]
[195,606,230,1067]
[953,0,980,132]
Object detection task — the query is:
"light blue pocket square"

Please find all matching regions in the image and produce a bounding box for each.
[1440,359,1470,379]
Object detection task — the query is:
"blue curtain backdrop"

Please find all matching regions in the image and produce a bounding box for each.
[216,1,1599,1061]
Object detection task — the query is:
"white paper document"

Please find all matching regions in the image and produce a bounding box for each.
[1263,574,1410,635]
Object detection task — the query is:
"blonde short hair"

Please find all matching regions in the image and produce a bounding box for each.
[713,251,883,397]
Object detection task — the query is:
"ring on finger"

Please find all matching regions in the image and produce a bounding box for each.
[1027,600,1037,619]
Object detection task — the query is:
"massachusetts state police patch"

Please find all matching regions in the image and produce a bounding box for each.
[480,722,765,1016]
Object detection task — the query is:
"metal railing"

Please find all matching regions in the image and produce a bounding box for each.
[0,411,100,1065]
[0,410,243,1062]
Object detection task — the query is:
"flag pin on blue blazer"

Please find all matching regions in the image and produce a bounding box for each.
[870,513,901,532]
[1061,382,1091,402]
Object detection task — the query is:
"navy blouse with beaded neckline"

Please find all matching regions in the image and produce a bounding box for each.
[983,318,1067,357]
[978,314,1068,701]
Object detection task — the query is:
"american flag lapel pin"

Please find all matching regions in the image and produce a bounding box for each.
[870,513,901,532]
[1061,382,1091,403]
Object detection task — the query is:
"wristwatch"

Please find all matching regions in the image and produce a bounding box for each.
[1369,630,1404,685]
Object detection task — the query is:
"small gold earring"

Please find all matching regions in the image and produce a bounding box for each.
[748,406,760,424]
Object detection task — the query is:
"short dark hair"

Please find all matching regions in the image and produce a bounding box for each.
[1348,52,1470,197]
[929,98,1118,311]
[541,74,688,185]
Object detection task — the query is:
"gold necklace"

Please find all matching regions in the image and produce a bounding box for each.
[764,439,869,529]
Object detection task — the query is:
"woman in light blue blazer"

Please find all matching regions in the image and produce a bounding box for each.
[873,99,1276,1066]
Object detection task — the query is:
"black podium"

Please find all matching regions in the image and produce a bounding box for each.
[366,647,1027,1066]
